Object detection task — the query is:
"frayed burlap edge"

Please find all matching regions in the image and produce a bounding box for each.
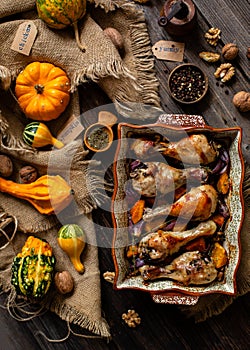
[91,0,161,108]
[178,164,250,322]
[48,300,111,338]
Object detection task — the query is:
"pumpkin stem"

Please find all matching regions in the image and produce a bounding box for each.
[73,22,86,52]
[34,84,45,94]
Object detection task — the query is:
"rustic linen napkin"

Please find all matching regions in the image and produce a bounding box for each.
[0,86,111,337]
[0,0,160,339]
[0,0,160,108]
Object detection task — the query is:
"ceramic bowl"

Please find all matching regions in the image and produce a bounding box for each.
[111,115,244,304]
[168,64,208,104]
[84,122,113,152]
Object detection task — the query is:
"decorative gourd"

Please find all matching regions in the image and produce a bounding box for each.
[0,175,73,215]
[23,122,64,149]
[36,0,87,52]
[15,62,71,121]
[11,236,56,299]
[57,224,86,273]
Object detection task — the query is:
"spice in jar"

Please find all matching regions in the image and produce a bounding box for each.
[169,65,207,103]
[87,126,110,150]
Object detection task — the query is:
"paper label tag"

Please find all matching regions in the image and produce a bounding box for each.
[152,40,185,62]
[11,21,37,56]
[57,114,85,144]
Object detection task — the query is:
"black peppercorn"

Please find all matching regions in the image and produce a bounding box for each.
[169,65,207,103]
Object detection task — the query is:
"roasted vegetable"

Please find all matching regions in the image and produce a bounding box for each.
[11,236,56,298]
[211,242,228,269]
[0,175,73,215]
[15,62,71,121]
[126,245,138,259]
[217,172,230,194]
[23,122,64,149]
[130,200,145,224]
[57,224,86,273]
[36,0,87,51]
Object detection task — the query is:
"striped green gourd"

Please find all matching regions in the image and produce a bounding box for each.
[36,0,87,51]
[11,236,56,299]
[23,122,64,149]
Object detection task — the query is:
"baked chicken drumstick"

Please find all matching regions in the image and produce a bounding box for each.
[143,184,218,222]
[131,134,218,165]
[138,220,217,261]
[140,251,218,285]
[130,161,209,197]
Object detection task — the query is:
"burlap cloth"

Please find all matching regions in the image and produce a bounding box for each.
[0,0,160,339]
[0,0,249,340]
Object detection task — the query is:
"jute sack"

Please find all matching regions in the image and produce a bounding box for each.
[0,0,160,110]
[0,85,111,337]
[0,0,160,339]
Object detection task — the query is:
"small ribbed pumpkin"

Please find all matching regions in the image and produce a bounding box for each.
[11,236,56,299]
[15,62,71,121]
[36,0,87,51]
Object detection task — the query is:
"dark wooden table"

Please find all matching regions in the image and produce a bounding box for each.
[1,1,250,349]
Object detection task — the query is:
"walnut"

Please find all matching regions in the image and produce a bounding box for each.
[103,271,115,284]
[232,91,250,112]
[199,51,220,62]
[122,309,141,328]
[214,63,235,83]
[103,27,124,51]
[204,27,221,46]
[0,155,13,177]
[19,165,38,183]
[222,43,239,60]
[54,271,74,294]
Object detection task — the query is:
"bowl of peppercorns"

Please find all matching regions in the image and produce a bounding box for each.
[168,63,208,104]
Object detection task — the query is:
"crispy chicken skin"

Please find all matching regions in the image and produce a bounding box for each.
[140,251,218,285]
[143,184,218,222]
[138,220,217,261]
[130,161,209,197]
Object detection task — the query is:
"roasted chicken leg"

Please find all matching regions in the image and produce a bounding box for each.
[140,251,218,285]
[143,184,218,222]
[138,220,217,261]
[158,134,218,165]
[131,134,218,165]
[130,161,209,197]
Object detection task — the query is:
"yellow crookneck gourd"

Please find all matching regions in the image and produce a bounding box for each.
[57,224,86,274]
[0,175,73,215]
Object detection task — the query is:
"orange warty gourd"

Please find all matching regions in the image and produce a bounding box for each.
[0,175,73,215]
[15,62,71,121]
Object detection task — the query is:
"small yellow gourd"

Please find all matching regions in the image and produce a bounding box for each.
[23,122,64,149]
[57,224,86,273]
[0,175,73,215]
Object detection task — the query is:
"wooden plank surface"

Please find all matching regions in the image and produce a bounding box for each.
[1,1,250,349]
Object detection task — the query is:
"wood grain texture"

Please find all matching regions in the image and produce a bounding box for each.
[1,1,250,349]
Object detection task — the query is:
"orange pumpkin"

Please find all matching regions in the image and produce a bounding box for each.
[15,62,71,121]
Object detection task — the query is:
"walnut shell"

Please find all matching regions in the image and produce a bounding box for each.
[0,155,13,177]
[54,271,74,294]
[103,27,124,51]
[222,43,239,60]
[232,91,250,112]
[19,165,38,183]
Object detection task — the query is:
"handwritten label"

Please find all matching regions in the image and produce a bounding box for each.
[11,21,37,56]
[152,40,185,62]
[57,114,85,144]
